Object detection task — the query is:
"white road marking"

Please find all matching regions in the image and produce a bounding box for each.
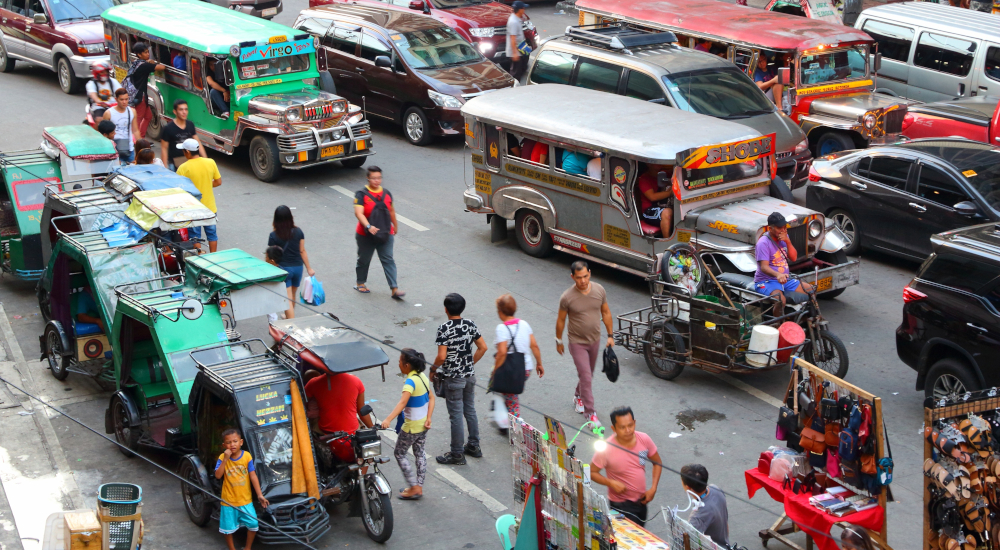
[329,185,429,231]
[715,372,784,408]
[381,430,507,513]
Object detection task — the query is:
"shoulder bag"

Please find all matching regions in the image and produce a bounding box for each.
[114,107,132,155]
[488,324,526,395]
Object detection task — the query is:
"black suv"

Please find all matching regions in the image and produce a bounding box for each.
[897,223,1000,401]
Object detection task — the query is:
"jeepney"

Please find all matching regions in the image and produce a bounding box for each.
[103,0,374,182]
[576,0,912,156]
[0,126,120,280]
[461,85,859,297]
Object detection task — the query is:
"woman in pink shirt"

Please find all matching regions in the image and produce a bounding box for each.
[590,407,662,526]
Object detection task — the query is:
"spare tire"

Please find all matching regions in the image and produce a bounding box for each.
[769,176,794,202]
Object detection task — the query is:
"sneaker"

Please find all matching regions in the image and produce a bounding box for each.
[574,396,585,414]
[435,452,467,465]
[464,444,483,458]
[588,413,602,428]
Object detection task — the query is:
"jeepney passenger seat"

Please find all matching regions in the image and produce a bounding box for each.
[639,220,661,237]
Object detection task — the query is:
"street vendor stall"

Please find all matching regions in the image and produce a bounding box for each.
[746,358,893,550]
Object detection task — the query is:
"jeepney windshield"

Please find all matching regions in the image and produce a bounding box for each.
[798,45,868,86]
[392,27,484,69]
[236,54,310,80]
[661,68,776,119]
[682,160,765,191]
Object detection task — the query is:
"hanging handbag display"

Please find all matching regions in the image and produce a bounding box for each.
[777,406,797,438]
[488,324,526,395]
[877,417,894,486]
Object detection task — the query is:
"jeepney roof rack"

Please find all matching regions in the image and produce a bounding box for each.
[564,23,678,54]
[190,340,299,393]
[45,182,123,211]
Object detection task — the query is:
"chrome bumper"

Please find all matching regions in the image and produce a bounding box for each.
[800,259,860,294]
[463,189,485,210]
[70,54,108,78]
[275,120,373,169]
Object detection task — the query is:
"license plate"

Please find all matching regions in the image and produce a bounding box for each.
[262,7,277,16]
[356,140,366,151]
[321,145,344,158]
[816,276,833,293]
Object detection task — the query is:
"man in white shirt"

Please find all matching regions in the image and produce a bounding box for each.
[86,62,121,119]
[506,1,528,80]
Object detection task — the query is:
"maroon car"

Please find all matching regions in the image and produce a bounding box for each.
[0,0,113,93]
[308,0,534,66]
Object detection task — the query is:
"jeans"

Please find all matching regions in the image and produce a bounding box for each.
[394,431,427,487]
[570,341,600,415]
[118,149,135,164]
[356,233,397,289]
[509,56,528,81]
[610,500,648,527]
[210,89,229,114]
[188,224,217,243]
[133,100,152,139]
[444,375,479,454]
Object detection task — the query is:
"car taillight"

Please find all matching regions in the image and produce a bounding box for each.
[903,285,926,303]
[901,113,914,131]
[808,165,822,182]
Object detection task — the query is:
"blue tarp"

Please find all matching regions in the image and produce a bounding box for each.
[114,164,202,200]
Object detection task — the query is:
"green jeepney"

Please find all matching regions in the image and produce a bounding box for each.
[103,0,374,182]
[0,126,119,280]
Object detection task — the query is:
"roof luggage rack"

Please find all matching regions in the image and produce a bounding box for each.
[564,23,677,54]
[190,340,299,393]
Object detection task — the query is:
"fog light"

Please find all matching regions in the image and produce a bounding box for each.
[298,151,308,162]
[479,42,493,53]
[285,155,295,163]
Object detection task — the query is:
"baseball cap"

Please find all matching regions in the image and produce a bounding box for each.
[512,1,528,10]
[767,212,787,228]
[176,138,200,152]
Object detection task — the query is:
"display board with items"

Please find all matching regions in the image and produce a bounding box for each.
[923,393,1000,550]
[747,358,893,550]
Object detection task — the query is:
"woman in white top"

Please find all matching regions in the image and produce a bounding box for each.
[492,293,543,432]
[102,88,138,163]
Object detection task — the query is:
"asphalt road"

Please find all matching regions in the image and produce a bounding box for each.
[0,2,925,549]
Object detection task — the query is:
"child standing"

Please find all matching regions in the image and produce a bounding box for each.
[215,429,269,550]
[380,349,435,500]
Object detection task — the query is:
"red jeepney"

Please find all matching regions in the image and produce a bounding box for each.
[576,0,911,156]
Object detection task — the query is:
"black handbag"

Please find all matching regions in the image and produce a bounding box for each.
[488,324,526,395]
[821,398,839,420]
[778,406,797,433]
[602,346,619,383]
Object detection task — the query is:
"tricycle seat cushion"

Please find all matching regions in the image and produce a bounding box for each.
[639,220,660,237]
[74,321,102,336]
[715,272,810,304]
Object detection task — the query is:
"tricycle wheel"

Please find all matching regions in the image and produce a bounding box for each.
[179,457,212,526]
[44,321,70,381]
[111,395,140,458]
[362,478,393,542]
[37,285,51,323]
[805,330,848,379]
[642,320,685,380]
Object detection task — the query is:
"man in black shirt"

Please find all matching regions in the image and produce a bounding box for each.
[160,99,205,170]
[127,43,165,138]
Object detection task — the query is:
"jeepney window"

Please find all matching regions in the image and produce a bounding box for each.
[799,45,867,85]
[574,58,622,94]
[236,54,310,80]
[505,132,549,168]
[914,32,976,78]
[13,180,46,210]
[732,48,754,73]
[985,47,1000,85]
[861,20,913,63]
[682,159,764,191]
[625,71,665,102]
[554,146,601,181]
[117,33,127,64]
[484,125,501,170]
[327,25,361,56]
[169,348,229,384]
[190,57,204,91]
[529,50,576,85]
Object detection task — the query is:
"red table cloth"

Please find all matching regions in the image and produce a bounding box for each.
[745,468,885,550]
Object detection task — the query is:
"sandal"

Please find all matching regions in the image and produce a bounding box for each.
[354,284,371,294]
[928,427,973,465]
[926,459,960,499]
[391,289,406,300]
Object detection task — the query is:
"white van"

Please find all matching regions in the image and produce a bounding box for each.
[855,2,1000,102]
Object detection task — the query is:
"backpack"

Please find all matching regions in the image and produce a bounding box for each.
[839,429,859,461]
[122,60,143,106]
[363,190,392,243]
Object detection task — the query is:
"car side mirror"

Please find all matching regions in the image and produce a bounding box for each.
[954,201,979,217]
[873,52,882,73]
[648,98,667,105]
[408,0,424,10]
[316,47,328,73]
[359,404,373,417]
[777,67,790,85]
[221,59,235,87]
[374,55,391,69]
[32,13,46,24]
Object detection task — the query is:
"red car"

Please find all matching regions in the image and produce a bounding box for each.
[902,96,1000,146]
[308,0,535,65]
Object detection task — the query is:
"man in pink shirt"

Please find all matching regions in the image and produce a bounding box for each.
[590,407,663,526]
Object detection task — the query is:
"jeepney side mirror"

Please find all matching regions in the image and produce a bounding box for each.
[777,67,790,86]
[657,170,670,190]
[32,13,47,24]
[221,59,235,87]
[374,55,392,69]
[873,53,882,73]
[316,47,328,73]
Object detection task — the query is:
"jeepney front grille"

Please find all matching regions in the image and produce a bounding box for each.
[788,224,808,258]
[277,133,316,154]
[303,104,341,122]
[352,122,371,138]
[884,108,906,135]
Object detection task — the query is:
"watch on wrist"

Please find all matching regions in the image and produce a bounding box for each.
[555,337,563,345]
[366,224,371,230]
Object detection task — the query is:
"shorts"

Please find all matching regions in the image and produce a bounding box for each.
[755,278,801,296]
[282,264,304,288]
[219,503,258,534]
[641,202,672,223]
[188,224,218,242]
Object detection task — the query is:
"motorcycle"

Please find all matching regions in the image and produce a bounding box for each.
[84,101,111,130]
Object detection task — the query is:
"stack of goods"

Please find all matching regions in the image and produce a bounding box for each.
[925,413,1000,549]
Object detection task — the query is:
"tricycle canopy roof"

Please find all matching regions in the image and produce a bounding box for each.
[103,0,306,56]
[110,165,203,200]
[270,315,390,375]
[575,0,873,52]
[42,126,118,161]
[461,84,761,164]
[184,249,288,295]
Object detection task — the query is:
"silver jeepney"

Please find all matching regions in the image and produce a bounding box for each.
[461,85,859,295]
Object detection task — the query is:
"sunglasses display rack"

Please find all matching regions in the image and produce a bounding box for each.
[923,393,1000,550]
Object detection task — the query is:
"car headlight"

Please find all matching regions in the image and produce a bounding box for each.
[361,441,381,459]
[332,101,345,114]
[793,138,809,155]
[81,43,105,54]
[428,89,462,108]
[479,42,493,53]
[469,27,495,38]
[808,219,823,238]
[285,107,301,122]
[863,113,876,129]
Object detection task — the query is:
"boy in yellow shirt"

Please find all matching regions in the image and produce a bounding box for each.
[215,429,269,550]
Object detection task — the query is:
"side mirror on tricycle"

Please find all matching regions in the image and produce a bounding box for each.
[777,67,790,86]
[359,404,374,417]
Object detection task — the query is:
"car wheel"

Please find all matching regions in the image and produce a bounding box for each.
[56,56,81,94]
[249,135,282,182]
[925,358,980,402]
[145,101,163,141]
[814,132,855,157]
[0,41,15,73]
[403,107,433,146]
[514,209,553,258]
[341,156,367,169]
[828,208,861,256]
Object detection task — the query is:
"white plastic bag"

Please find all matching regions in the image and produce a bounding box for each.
[492,395,510,429]
[299,275,313,304]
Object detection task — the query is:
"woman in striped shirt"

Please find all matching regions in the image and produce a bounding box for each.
[381,349,435,500]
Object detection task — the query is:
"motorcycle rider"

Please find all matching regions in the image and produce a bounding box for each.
[86,61,121,122]
[304,369,373,463]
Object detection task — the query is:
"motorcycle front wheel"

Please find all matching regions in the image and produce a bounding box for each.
[805,330,849,379]
[362,477,393,543]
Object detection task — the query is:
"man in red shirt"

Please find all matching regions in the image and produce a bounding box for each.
[637,164,674,238]
[353,166,405,299]
[305,372,372,462]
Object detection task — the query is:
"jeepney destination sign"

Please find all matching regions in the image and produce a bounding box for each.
[239,39,315,63]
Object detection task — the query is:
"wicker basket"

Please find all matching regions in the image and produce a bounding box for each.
[97,483,143,550]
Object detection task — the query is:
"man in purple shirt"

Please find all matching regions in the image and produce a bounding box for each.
[754,212,813,315]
